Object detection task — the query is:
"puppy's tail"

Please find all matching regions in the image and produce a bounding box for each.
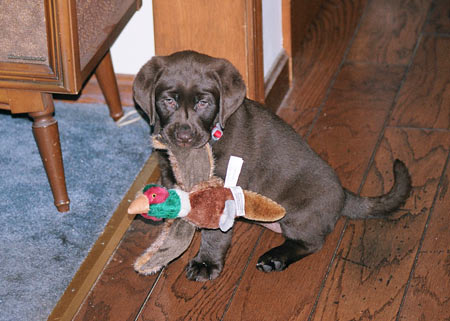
[341,160,412,219]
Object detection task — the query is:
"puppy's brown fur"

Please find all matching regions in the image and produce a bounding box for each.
[133,51,411,281]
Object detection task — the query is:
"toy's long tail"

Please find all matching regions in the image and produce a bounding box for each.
[341,160,412,219]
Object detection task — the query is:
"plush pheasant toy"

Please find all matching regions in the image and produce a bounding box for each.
[129,135,285,275]
[128,181,285,232]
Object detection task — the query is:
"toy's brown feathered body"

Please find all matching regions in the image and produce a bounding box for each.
[128,183,286,231]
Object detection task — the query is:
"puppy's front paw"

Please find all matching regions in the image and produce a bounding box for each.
[256,252,288,273]
[186,259,222,281]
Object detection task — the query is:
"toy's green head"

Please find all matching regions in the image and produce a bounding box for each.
[138,184,181,220]
[148,189,181,219]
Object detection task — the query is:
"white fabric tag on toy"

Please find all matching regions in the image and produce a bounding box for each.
[224,156,243,188]
[229,186,245,217]
[220,200,236,232]
[223,156,246,221]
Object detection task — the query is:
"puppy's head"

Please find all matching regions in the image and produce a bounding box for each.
[133,50,246,148]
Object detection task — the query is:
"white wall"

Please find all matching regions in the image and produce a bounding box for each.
[262,0,283,78]
[111,0,283,78]
[110,0,155,74]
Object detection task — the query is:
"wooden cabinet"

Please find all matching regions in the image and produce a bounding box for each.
[0,0,141,212]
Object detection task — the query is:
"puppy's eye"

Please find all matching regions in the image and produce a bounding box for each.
[195,100,209,110]
[164,98,177,109]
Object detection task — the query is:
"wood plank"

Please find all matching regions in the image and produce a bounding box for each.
[418,159,450,252]
[223,63,404,321]
[311,128,450,320]
[397,155,449,321]
[223,220,346,321]
[277,0,368,132]
[424,0,450,34]
[73,219,165,321]
[287,0,326,63]
[307,62,405,191]
[346,0,432,65]
[138,222,263,320]
[390,36,450,129]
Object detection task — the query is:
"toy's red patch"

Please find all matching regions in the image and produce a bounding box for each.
[143,186,169,204]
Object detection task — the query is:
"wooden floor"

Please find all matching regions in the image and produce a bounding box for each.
[71,0,449,320]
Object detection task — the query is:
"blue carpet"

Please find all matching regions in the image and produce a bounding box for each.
[0,103,151,321]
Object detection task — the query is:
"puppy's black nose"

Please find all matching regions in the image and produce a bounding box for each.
[175,124,194,144]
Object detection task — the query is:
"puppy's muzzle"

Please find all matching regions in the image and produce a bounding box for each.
[174,124,194,146]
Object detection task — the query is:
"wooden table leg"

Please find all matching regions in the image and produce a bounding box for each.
[95,50,124,121]
[29,93,70,212]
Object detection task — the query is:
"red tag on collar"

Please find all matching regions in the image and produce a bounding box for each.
[211,123,223,141]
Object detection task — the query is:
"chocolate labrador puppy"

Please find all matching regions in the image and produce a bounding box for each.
[133,51,411,281]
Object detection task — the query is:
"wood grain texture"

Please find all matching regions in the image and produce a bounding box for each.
[73,219,164,321]
[307,62,405,191]
[424,0,450,34]
[223,62,405,321]
[398,157,450,321]
[417,159,450,253]
[346,0,432,65]
[390,36,450,129]
[223,219,346,321]
[277,0,368,131]
[138,222,262,321]
[311,128,450,321]
[287,0,326,61]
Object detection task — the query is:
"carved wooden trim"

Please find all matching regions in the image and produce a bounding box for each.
[245,0,265,104]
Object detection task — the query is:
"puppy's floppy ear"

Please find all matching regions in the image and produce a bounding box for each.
[214,59,246,128]
[133,56,165,127]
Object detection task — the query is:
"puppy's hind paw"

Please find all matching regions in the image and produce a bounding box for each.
[256,254,287,273]
[186,259,222,282]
